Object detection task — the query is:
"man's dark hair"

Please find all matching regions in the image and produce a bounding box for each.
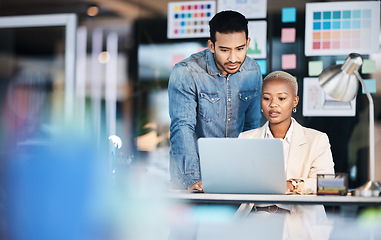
[209,10,248,43]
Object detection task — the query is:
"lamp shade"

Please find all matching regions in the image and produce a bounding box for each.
[318,53,362,102]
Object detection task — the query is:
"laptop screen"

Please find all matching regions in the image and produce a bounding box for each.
[198,138,287,194]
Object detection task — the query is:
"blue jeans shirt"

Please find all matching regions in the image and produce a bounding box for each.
[168,49,262,189]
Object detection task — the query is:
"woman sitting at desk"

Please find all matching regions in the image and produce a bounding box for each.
[239,70,335,194]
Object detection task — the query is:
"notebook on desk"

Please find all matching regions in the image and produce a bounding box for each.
[198,138,287,194]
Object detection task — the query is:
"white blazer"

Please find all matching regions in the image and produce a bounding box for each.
[239,118,335,193]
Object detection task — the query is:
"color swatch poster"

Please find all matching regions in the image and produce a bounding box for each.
[302,78,356,117]
[305,1,380,56]
[247,21,267,59]
[217,0,267,19]
[167,1,216,39]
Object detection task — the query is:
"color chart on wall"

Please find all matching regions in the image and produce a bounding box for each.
[167,1,216,39]
[305,1,380,56]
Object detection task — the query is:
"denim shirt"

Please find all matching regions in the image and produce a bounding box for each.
[168,49,262,189]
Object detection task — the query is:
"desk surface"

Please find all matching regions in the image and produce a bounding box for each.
[169,191,381,206]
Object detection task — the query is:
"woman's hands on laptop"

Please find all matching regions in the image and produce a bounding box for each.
[188,181,204,192]
[287,178,305,194]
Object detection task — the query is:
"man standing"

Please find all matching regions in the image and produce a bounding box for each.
[168,10,262,191]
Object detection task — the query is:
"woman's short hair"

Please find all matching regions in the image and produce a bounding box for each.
[263,71,298,96]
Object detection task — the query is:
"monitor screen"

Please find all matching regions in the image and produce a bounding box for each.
[138,42,207,81]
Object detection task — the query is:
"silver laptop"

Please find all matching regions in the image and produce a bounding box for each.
[198,138,287,194]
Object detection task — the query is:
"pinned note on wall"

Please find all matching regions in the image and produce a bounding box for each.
[282,8,296,23]
[308,61,323,76]
[247,21,267,59]
[217,0,267,19]
[303,77,356,116]
[362,79,376,94]
[281,54,296,69]
[256,59,267,75]
[362,59,376,74]
[281,28,296,43]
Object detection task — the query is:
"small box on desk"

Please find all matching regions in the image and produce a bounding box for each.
[317,173,348,195]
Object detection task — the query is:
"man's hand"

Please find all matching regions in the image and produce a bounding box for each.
[188,181,203,192]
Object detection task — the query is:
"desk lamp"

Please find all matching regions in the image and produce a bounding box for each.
[318,53,381,197]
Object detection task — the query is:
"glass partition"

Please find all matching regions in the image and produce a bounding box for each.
[0,14,77,150]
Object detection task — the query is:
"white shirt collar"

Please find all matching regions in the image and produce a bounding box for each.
[264,119,294,143]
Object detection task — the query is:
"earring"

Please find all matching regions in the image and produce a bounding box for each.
[261,109,263,113]
[293,107,297,113]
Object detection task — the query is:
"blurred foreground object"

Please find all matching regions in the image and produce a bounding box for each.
[4,129,99,240]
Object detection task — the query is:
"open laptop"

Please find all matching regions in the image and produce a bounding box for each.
[198,138,287,194]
